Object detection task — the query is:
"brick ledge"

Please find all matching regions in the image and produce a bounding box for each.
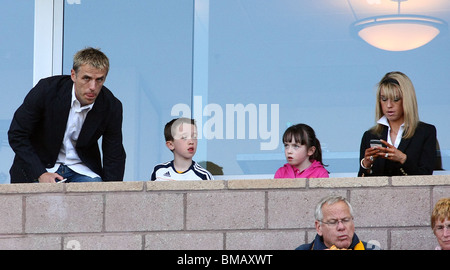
[0,175,448,194]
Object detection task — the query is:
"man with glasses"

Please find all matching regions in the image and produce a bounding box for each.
[296,195,380,250]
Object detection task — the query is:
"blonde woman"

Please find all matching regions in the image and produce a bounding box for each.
[358,71,437,177]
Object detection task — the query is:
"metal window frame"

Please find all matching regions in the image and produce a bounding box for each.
[33,0,64,85]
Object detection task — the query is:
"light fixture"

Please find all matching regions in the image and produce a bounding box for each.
[350,0,448,51]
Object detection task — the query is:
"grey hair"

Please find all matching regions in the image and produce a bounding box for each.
[314,195,354,221]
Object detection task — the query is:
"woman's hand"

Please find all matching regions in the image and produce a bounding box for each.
[376,139,407,164]
[363,145,382,168]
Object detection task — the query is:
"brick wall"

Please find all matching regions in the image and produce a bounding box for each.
[0,175,448,250]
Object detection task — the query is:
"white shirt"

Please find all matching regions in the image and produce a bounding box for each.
[377,116,404,148]
[47,85,100,178]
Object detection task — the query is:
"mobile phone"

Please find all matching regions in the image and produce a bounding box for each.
[370,139,383,148]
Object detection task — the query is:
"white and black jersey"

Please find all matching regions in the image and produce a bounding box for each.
[150,160,214,181]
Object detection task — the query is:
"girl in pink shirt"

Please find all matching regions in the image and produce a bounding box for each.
[274,123,329,179]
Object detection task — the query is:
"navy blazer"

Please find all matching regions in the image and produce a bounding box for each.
[8,75,126,183]
[295,233,380,250]
[358,121,436,176]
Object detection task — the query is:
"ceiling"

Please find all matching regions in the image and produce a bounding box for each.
[228,0,450,47]
[348,0,450,18]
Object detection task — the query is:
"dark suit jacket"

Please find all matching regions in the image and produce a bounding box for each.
[8,75,126,183]
[295,233,379,250]
[358,121,436,176]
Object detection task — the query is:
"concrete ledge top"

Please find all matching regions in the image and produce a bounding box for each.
[309,177,389,188]
[391,175,450,186]
[0,175,448,194]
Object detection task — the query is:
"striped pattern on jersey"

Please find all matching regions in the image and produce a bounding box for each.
[150,160,214,181]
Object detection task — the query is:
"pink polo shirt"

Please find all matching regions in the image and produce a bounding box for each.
[274,160,329,179]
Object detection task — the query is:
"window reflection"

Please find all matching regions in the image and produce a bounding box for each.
[0,1,34,183]
[58,0,450,179]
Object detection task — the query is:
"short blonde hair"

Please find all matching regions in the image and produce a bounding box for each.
[373,71,419,139]
[431,198,450,230]
[73,47,109,75]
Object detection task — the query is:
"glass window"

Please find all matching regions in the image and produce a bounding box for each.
[62,0,450,180]
[206,0,450,177]
[0,1,34,184]
[63,0,194,181]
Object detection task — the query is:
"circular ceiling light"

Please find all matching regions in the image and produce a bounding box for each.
[351,14,448,51]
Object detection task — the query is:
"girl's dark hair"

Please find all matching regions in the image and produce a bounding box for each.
[282,123,325,165]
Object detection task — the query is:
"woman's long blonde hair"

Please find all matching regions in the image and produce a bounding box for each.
[372,71,419,139]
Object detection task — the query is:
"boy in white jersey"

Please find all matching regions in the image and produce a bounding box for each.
[150,118,213,181]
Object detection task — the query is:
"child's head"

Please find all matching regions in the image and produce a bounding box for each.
[164,118,198,160]
[282,123,323,166]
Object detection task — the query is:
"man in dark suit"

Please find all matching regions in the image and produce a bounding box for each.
[8,47,126,183]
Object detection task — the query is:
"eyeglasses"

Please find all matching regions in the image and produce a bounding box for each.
[434,223,450,233]
[320,217,353,227]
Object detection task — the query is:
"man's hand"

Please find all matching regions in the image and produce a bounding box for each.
[38,172,63,183]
